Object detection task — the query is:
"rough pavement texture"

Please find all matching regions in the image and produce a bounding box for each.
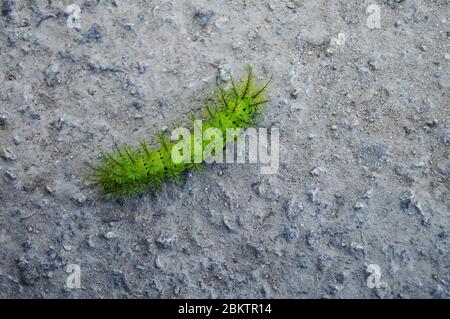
[0,0,449,298]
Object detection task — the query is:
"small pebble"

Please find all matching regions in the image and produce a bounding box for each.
[104,231,117,240]
[281,225,299,242]
[84,23,102,42]
[350,241,364,251]
[0,113,7,126]
[37,199,49,209]
[44,64,61,87]
[217,63,231,83]
[2,148,16,160]
[51,118,65,131]
[286,2,296,9]
[5,169,17,179]
[278,100,288,108]
[419,44,428,52]
[368,58,380,71]
[155,234,176,250]
[306,188,320,204]
[64,4,81,29]
[310,166,326,177]
[286,198,304,221]
[132,100,145,110]
[45,184,54,194]
[13,136,23,145]
[194,9,215,28]
[362,189,372,199]
[75,194,86,204]
[425,119,438,128]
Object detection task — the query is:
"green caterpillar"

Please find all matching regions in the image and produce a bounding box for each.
[87,66,271,197]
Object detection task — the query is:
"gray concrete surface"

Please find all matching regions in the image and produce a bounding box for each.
[0,0,449,298]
